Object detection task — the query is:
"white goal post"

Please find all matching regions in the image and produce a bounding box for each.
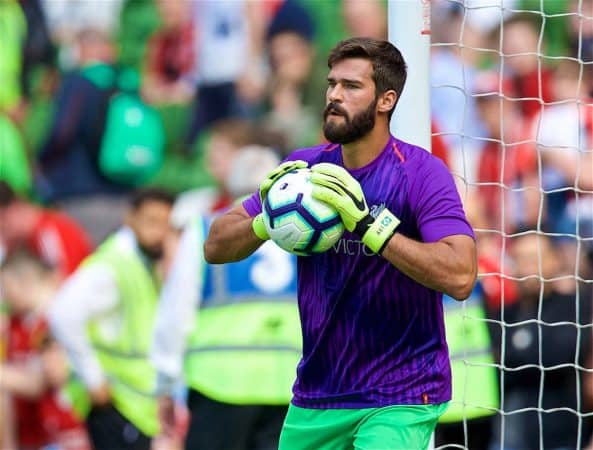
[388,0,432,151]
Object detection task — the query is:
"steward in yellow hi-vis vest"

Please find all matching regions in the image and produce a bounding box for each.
[82,236,159,435]
[435,281,499,447]
[151,215,301,450]
[49,188,174,450]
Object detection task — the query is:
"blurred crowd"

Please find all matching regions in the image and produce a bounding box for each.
[0,0,592,449]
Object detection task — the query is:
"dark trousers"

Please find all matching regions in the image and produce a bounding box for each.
[185,388,288,450]
[86,404,151,450]
[187,82,238,146]
[186,81,257,147]
[434,416,493,450]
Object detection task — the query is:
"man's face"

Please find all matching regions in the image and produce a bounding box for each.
[206,134,239,187]
[476,97,516,140]
[323,58,378,144]
[512,234,558,300]
[502,21,540,75]
[127,200,172,261]
[269,32,314,85]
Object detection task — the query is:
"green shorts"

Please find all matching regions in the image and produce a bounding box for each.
[278,402,448,450]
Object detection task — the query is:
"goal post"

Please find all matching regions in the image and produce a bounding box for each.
[388,0,432,151]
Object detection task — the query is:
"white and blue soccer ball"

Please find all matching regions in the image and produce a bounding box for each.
[263,168,345,255]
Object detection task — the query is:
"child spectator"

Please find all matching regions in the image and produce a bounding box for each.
[0,181,93,279]
[0,249,91,450]
[474,72,538,233]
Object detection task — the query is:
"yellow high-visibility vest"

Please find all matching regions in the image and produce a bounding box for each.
[83,235,159,436]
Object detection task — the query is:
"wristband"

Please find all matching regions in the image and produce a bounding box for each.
[361,208,400,254]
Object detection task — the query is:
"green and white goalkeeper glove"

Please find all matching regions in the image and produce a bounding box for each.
[310,162,400,254]
[252,159,309,241]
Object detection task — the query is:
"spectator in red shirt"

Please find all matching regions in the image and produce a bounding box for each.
[141,0,195,106]
[474,72,538,233]
[38,336,93,450]
[497,14,554,122]
[0,250,91,450]
[0,181,93,278]
[461,185,519,313]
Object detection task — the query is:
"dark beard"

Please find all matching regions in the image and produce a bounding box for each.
[322,98,377,144]
[138,243,163,261]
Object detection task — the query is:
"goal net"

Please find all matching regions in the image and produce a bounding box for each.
[414,1,593,449]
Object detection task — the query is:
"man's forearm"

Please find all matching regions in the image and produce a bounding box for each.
[0,363,45,399]
[381,233,477,300]
[204,205,263,263]
[48,267,116,391]
[49,312,107,390]
[0,390,16,449]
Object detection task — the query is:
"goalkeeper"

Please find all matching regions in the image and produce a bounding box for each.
[204,37,477,450]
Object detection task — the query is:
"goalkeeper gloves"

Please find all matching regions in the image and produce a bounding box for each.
[252,214,269,241]
[310,163,400,254]
[252,159,309,241]
[258,160,308,203]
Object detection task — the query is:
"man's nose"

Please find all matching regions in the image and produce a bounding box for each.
[327,85,344,103]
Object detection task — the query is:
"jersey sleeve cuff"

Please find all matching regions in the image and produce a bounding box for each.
[242,194,262,218]
[420,218,476,243]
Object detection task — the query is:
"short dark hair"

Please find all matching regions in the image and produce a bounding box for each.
[209,119,257,149]
[0,181,17,207]
[129,187,175,210]
[328,37,407,118]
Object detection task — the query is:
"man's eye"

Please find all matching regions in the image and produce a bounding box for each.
[345,83,358,89]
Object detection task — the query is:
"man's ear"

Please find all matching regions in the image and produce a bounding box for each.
[377,90,397,115]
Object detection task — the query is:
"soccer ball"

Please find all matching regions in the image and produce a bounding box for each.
[263,168,344,255]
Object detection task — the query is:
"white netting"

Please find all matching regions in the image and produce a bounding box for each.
[430,1,593,449]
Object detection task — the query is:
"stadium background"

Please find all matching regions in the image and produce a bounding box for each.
[0,0,592,449]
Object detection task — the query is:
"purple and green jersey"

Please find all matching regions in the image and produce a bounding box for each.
[243,136,475,409]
